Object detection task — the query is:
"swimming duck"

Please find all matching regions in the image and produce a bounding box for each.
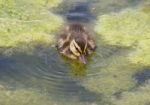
[56,23,96,64]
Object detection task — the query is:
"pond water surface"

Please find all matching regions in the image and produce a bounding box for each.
[0,0,149,105]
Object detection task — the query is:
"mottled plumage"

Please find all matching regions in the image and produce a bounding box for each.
[56,23,96,64]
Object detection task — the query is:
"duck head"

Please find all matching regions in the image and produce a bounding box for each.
[70,36,87,64]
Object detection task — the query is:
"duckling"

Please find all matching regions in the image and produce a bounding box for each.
[56,23,96,64]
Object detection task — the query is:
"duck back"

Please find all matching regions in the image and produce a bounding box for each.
[67,23,86,34]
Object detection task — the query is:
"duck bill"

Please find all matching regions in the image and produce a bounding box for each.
[79,55,87,64]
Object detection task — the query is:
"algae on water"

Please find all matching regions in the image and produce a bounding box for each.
[0,0,64,105]
[90,0,141,16]
[95,8,150,66]
[114,80,150,105]
[0,0,150,105]
[0,87,57,105]
[0,0,63,55]
[81,53,138,95]
[80,4,150,105]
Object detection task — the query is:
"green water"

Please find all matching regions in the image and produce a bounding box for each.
[0,0,150,105]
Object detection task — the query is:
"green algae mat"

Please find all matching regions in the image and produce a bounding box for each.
[0,0,63,54]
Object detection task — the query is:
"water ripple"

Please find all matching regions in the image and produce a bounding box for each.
[0,48,101,102]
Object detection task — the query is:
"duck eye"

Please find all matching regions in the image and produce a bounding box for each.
[73,40,82,53]
[74,44,82,54]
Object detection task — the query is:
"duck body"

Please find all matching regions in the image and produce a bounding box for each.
[56,23,96,64]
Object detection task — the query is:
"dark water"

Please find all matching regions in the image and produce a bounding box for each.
[56,0,143,22]
[134,68,150,85]
[0,0,148,105]
[0,47,102,103]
